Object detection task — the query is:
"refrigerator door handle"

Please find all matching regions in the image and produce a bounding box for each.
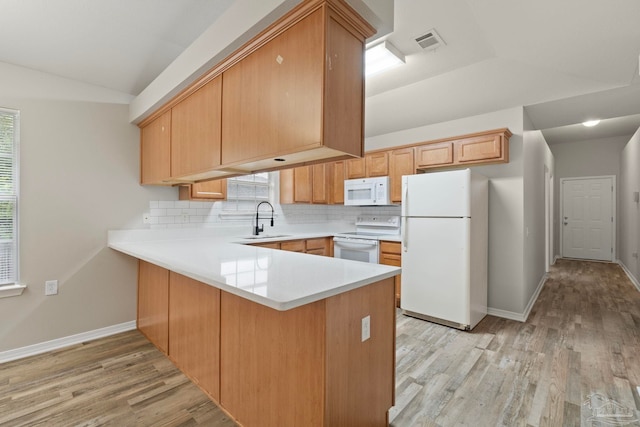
[402,218,408,252]
[402,181,408,217]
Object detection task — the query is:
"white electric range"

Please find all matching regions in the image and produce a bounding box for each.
[333,216,400,263]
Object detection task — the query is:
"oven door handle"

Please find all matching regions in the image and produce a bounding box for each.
[333,238,378,248]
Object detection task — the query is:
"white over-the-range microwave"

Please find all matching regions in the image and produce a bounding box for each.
[344,176,393,206]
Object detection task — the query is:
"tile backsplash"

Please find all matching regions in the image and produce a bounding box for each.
[145,200,401,229]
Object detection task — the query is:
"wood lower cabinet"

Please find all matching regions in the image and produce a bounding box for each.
[179,179,227,201]
[220,278,395,427]
[140,111,171,185]
[379,241,402,307]
[252,237,332,257]
[281,239,306,253]
[137,260,169,353]
[305,237,332,257]
[136,261,395,426]
[169,272,220,400]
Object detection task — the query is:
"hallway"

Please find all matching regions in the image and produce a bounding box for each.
[391,259,640,426]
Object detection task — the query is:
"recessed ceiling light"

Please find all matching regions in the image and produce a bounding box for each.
[365,40,405,77]
[582,120,601,127]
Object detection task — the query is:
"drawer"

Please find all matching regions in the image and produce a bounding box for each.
[305,248,327,256]
[380,241,401,255]
[306,237,328,250]
[379,253,401,267]
[281,240,305,252]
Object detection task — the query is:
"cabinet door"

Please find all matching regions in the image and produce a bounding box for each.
[366,152,389,177]
[389,148,414,203]
[140,111,171,185]
[415,142,454,169]
[281,240,305,252]
[294,166,313,203]
[138,260,169,354]
[331,161,345,204]
[312,163,331,204]
[221,10,324,165]
[306,237,330,257]
[454,134,502,163]
[169,272,220,400]
[379,241,402,307]
[345,157,366,179]
[171,77,222,177]
[190,179,227,200]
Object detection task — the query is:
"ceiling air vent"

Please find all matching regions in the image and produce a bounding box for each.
[415,29,445,51]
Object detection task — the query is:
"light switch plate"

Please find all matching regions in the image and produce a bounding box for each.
[45,280,58,296]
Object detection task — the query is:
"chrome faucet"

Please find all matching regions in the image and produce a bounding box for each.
[254,201,275,235]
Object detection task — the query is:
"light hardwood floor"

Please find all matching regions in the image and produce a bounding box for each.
[1,259,638,426]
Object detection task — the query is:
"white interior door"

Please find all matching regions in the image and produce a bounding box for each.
[561,177,614,261]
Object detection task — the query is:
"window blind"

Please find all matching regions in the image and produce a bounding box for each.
[0,109,18,286]
[223,172,271,212]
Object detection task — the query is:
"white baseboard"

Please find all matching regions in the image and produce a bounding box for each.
[487,307,527,322]
[0,321,137,364]
[487,273,547,323]
[617,260,640,292]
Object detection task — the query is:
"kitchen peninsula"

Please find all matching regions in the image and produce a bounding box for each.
[108,229,399,427]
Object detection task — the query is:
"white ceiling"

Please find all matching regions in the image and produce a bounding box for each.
[0,0,639,144]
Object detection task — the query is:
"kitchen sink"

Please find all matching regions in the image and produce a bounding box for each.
[241,234,291,240]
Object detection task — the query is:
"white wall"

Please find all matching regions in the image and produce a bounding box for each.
[522,125,554,312]
[620,128,640,285]
[0,64,175,352]
[550,135,628,258]
[366,106,527,315]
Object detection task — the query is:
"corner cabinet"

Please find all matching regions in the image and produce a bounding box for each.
[140,111,171,185]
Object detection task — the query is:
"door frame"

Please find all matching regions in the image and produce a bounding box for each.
[545,165,553,271]
[559,175,616,261]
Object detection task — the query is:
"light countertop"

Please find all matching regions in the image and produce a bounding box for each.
[108,228,401,311]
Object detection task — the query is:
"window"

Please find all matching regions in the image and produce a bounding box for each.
[0,108,19,292]
[222,172,271,213]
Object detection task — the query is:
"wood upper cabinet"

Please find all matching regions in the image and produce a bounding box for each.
[169,272,220,400]
[415,142,454,169]
[171,77,222,178]
[366,151,389,177]
[179,179,227,201]
[280,163,333,205]
[345,157,366,179]
[389,147,414,203]
[221,7,368,167]
[454,132,506,164]
[312,163,331,204]
[331,160,345,204]
[140,111,171,185]
[415,128,511,170]
[137,260,169,353]
[280,166,312,204]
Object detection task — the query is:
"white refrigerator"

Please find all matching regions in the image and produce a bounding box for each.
[400,169,488,330]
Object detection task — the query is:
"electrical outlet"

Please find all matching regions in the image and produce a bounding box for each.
[45,280,58,296]
[361,315,371,342]
[143,213,151,224]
